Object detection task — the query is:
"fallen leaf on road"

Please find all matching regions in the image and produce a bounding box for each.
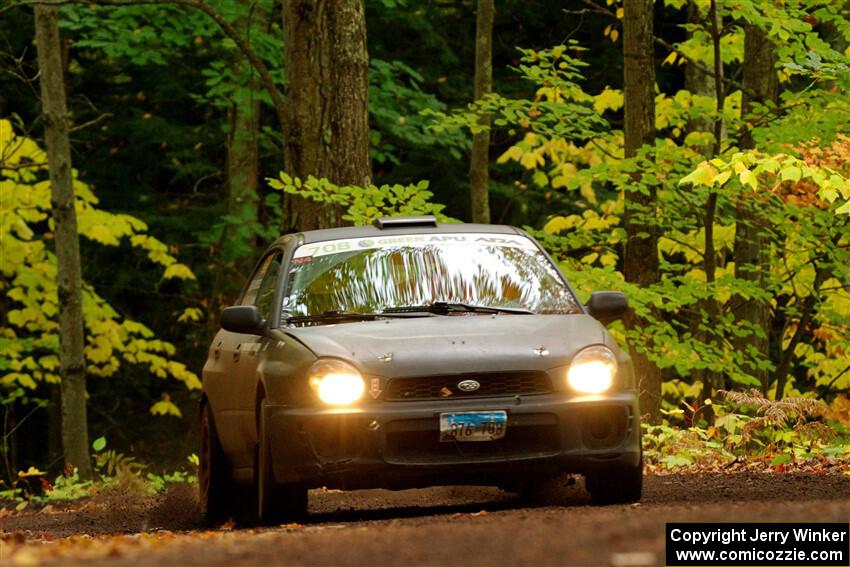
[10,548,40,567]
[610,551,657,567]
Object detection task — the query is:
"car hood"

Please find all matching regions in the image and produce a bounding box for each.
[284,314,605,378]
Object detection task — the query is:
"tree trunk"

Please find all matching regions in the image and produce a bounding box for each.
[281,0,371,232]
[207,2,263,332]
[48,386,63,474]
[227,68,260,240]
[684,1,714,138]
[622,0,662,422]
[34,5,93,480]
[227,1,262,268]
[695,0,726,419]
[733,24,777,393]
[774,264,830,399]
[469,0,494,224]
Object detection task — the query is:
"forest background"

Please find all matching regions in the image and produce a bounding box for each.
[1,0,849,492]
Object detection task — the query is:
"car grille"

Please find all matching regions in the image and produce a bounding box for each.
[384,371,552,401]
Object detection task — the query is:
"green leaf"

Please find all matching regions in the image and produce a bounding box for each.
[780,166,802,183]
[92,436,107,452]
[771,454,792,466]
[662,454,693,468]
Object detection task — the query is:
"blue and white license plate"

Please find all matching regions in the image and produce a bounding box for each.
[439,411,507,442]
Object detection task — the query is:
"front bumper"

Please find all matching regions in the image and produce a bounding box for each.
[265,392,641,490]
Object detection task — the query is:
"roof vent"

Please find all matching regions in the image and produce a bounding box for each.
[373,216,438,230]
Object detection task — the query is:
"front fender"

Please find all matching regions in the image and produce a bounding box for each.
[257,329,318,407]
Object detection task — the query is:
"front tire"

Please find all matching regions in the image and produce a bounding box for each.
[199,401,233,525]
[257,401,308,525]
[586,457,643,505]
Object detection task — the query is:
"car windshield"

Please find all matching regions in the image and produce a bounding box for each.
[281,232,580,321]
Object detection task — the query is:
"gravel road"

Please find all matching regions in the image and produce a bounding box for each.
[1,472,849,566]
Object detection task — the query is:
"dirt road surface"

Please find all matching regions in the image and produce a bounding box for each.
[1,472,849,566]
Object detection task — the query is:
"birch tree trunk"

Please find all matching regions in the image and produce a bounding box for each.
[469,0,494,224]
[622,0,662,422]
[34,5,93,480]
[282,0,371,232]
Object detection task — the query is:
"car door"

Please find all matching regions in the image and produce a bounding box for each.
[232,251,284,464]
[205,251,281,471]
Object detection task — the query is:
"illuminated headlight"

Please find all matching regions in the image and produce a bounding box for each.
[567,345,617,394]
[308,359,365,405]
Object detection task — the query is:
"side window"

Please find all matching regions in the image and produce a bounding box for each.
[241,253,282,319]
[255,255,282,318]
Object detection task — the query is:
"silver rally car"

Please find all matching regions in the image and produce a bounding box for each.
[200,216,642,524]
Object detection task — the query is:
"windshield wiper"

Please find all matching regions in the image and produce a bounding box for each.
[285,310,381,324]
[381,302,534,315]
[284,309,437,324]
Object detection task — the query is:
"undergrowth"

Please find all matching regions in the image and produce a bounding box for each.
[0,445,198,508]
[643,392,850,473]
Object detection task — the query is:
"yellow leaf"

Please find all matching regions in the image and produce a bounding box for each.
[600,252,618,267]
[497,145,523,164]
[581,252,599,264]
[1,372,37,389]
[85,224,120,246]
[18,466,46,477]
[150,394,182,417]
[610,29,619,42]
[543,215,578,234]
[579,181,598,205]
[680,162,718,187]
[177,307,203,323]
[593,87,624,114]
[519,151,544,170]
[663,52,678,66]
[714,170,732,186]
[739,169,758,190]
[616,6,624,18]
[163,263,196,280]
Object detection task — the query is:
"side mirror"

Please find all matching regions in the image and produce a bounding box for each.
[220,305,266,334]
[586,291,628,324]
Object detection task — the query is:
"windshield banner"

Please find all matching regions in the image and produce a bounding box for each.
[293,233,538,259]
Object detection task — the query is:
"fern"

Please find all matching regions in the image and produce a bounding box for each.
[718,389,825,442]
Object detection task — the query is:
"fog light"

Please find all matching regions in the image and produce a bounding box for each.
[308,359,365,405]
[567,345,617,394]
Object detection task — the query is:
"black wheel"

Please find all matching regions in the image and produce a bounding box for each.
[200,401,234,525]
[257,401,308,525]
[586,457,643,505]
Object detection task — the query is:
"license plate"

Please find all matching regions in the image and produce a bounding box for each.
[439,411,507,442]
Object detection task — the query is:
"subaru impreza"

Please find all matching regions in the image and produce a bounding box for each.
[200,216,642,524]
